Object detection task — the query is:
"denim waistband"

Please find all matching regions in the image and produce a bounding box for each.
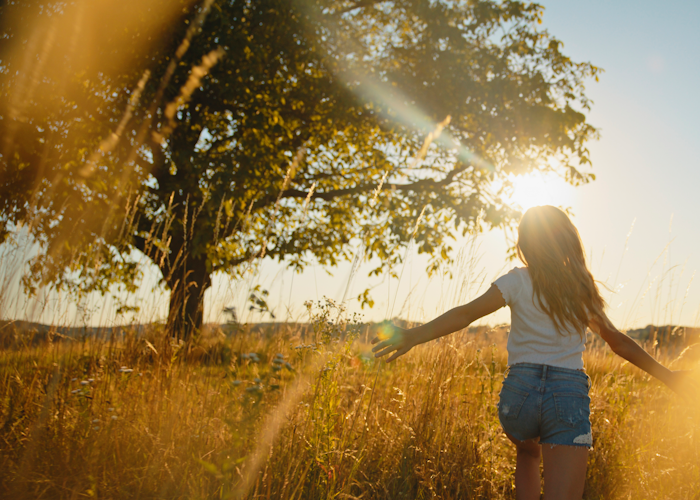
[506,362,588,383]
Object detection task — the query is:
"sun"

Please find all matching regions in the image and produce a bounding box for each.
[506,171,575,211]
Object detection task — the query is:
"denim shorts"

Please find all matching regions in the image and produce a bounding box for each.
[497,363,593,449]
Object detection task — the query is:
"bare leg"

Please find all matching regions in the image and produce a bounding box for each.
[505,431,541,500]
[542,445,588,500]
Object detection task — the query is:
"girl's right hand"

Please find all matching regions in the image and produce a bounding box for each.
[370,323,417,363]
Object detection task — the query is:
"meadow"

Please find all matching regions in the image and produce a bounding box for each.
[2,2,700,498]
[1,302,699,500]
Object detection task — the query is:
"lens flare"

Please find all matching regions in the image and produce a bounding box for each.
[349,74,494,173]
[376,322,396,341]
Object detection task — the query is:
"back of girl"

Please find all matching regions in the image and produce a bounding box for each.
[371,205,692,500]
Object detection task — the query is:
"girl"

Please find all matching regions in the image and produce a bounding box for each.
[371,205,691,500]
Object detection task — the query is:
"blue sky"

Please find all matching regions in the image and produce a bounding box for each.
[545,0,700,328]
[7,0,700,329]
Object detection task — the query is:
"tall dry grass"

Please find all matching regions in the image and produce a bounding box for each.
[1,302,699,499]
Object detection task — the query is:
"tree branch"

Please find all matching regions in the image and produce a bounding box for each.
[210,251,257,275]
[335,0,389,15]
[133,234,147,254]
[280,163,470,201]
[204,134,236,157]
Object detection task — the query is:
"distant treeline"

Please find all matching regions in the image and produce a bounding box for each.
[1,319,697,351]
[0,320,149,348]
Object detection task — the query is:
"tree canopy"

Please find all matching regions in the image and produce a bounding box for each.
[0,0,601,337]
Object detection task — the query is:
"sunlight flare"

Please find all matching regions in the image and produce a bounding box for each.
[507,171,575,212]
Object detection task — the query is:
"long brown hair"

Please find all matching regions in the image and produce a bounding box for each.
[516,205,605,334]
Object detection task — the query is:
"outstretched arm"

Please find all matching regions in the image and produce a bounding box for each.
[371,284,506,362]
[590,315,692,395]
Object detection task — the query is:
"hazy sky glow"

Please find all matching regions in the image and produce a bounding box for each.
[5,0,700,330]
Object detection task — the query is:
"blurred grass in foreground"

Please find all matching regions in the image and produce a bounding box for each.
[1,300,699,499]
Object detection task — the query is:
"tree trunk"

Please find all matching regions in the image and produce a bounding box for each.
[166,256,211,340]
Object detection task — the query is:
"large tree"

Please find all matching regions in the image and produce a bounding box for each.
[0,0,600,338]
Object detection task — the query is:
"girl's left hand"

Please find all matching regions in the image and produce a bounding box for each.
[370,324,416,362]
[663,370,700,400]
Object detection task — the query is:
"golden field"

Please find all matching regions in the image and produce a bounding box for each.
[1,302,699,500]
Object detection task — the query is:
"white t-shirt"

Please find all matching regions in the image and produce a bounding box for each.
[493,267,586,370]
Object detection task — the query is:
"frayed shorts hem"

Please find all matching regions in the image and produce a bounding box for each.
[501,430,594,451]
[538,440,593,451]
